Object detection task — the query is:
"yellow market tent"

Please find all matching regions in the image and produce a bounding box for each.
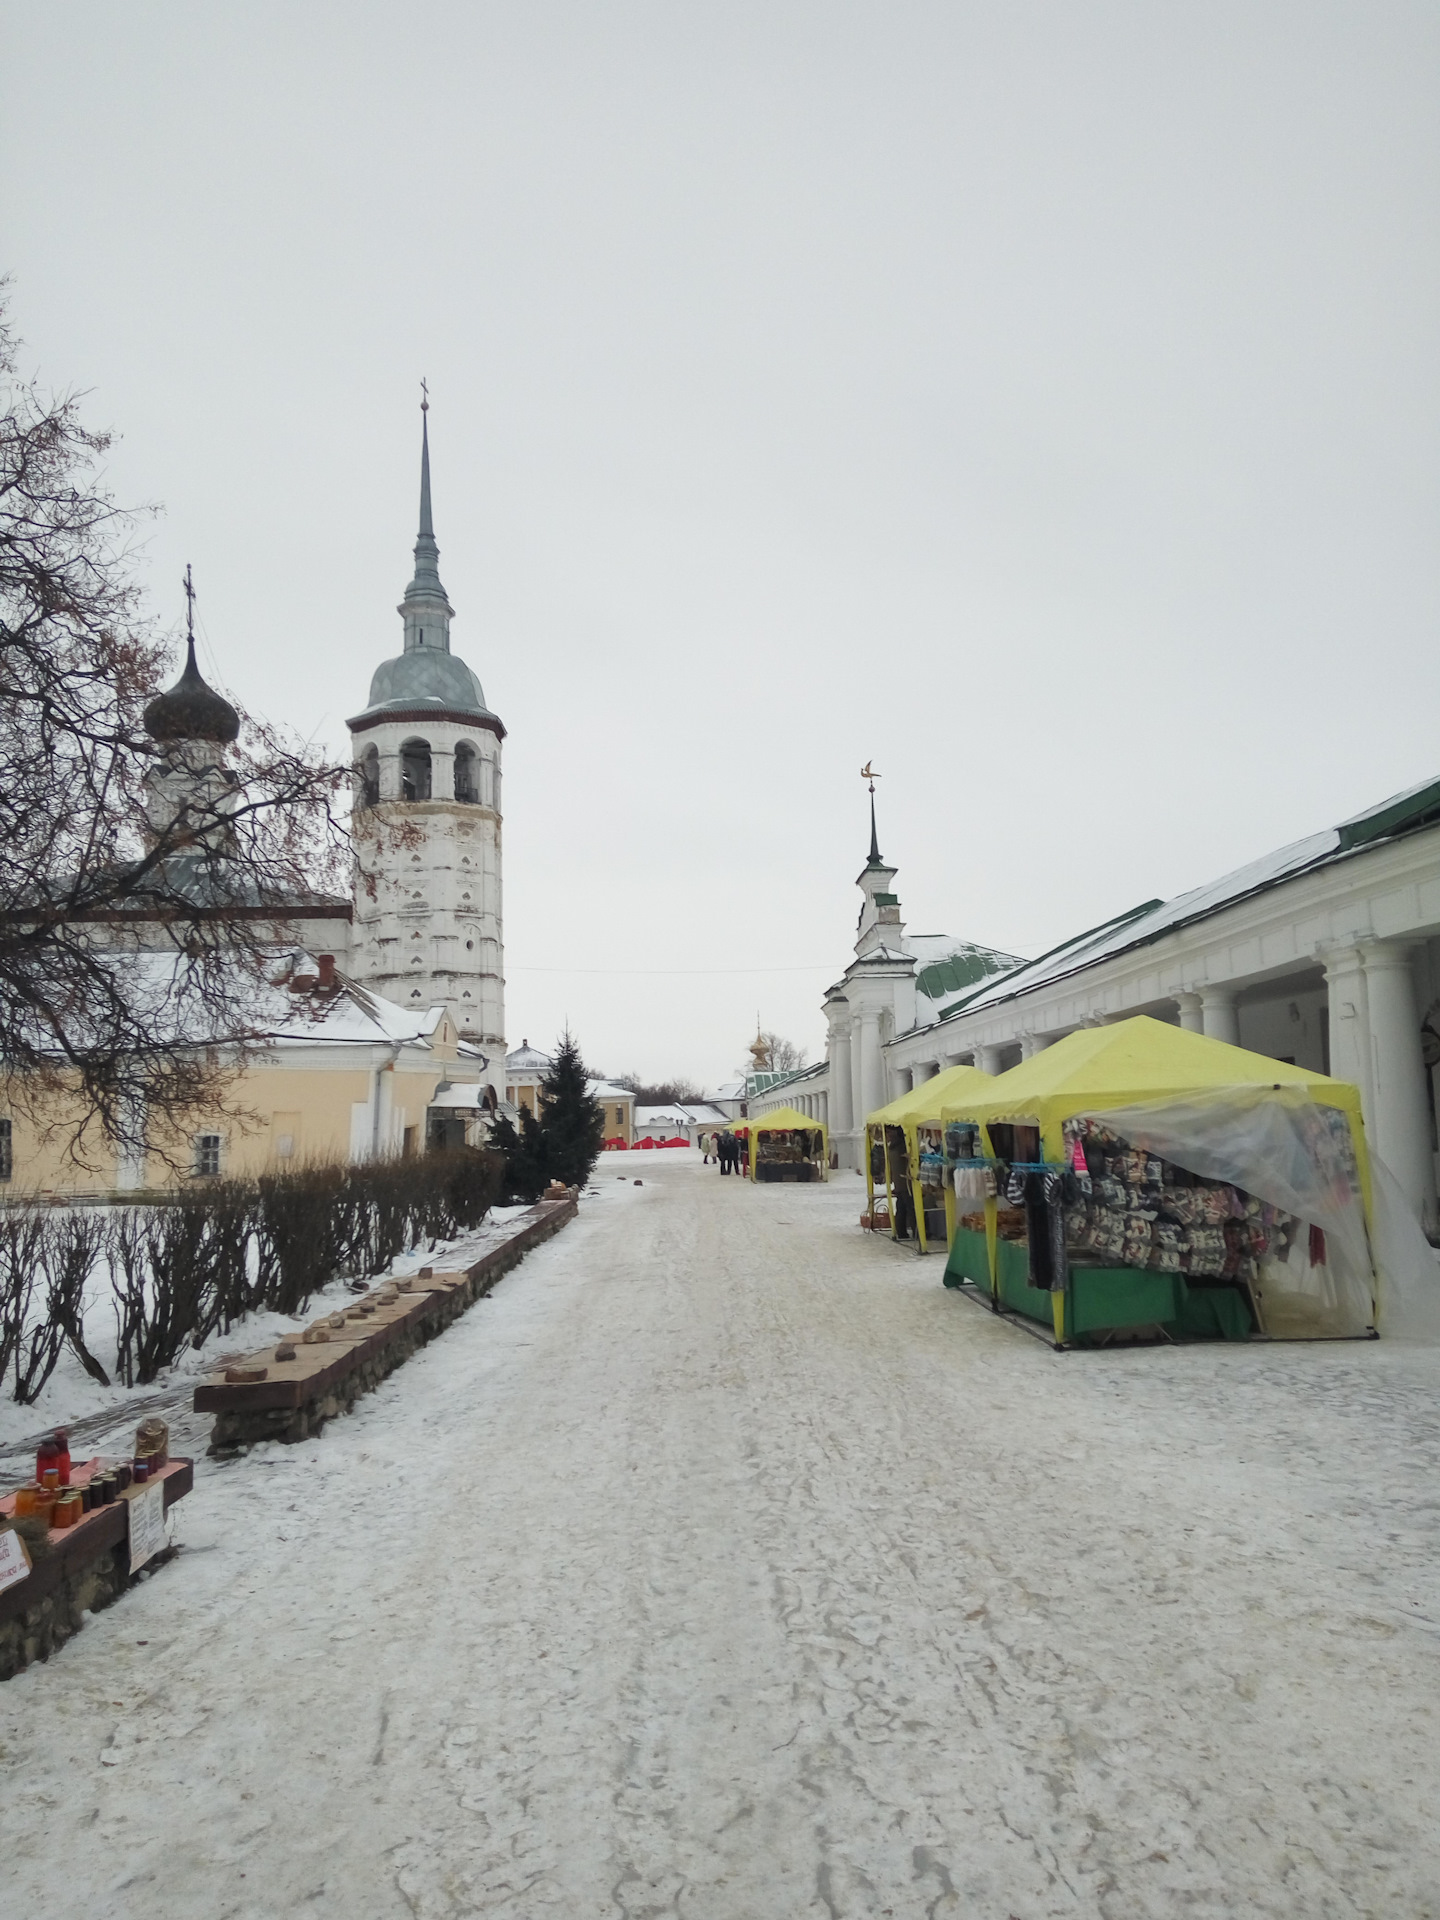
[937,1016,1375,1345]
[864,1064,994,1251]
[747,1106,829,1182]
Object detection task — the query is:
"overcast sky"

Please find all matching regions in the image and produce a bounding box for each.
[3,4,1437,1088]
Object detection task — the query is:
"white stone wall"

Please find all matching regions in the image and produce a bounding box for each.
[349,715,505,1062]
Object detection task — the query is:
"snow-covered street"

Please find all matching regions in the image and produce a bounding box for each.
[5,1149,1440,1918]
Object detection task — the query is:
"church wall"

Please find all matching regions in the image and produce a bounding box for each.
[0,1055,460,1199]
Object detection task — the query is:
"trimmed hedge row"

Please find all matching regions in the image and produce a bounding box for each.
[0,1148,504,1401]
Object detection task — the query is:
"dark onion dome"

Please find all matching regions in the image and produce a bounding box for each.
[143,638,240,744]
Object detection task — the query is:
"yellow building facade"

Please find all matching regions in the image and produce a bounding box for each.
[3,966,490,1201]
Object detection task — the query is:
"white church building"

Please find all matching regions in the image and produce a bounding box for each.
[752,783,1440,1240]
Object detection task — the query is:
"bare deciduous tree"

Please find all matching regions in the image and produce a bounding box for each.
[741,1033,808,1076]
[0,303,349,1168]
[612,1071,705,1106]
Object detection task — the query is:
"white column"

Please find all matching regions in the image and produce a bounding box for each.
[829,1025,853,1135]
[895,1066,914,1095]
[850,1030,865,1140]
[115,1099,148,1192]
[1175,991,1204,1034]
[378,745,402,800]
[1360,939,1438,1233]
[978,1043,1007,1075]
[859,1010,885,1122]
[1324,947,1373,1114]
[1199,987,1241,1045]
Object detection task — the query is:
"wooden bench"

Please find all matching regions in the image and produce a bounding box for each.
[195,1191,578,1451]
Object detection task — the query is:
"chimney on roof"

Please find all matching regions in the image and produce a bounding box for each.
[317,954,337,991]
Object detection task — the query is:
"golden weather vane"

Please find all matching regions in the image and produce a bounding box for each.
[860,761,879,792]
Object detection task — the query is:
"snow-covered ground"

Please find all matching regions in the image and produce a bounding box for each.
[4,1150,1440,1917]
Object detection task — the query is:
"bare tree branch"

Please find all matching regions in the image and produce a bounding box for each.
[0,299,350,1170]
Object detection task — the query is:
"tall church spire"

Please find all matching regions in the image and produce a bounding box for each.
[861,761,883,866]
[401,380,453,650]
[417,380,435,539]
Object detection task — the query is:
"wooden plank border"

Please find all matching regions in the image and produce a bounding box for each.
[196,1192,578,1452]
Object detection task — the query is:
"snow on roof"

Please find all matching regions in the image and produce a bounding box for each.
[428,1082,488,1109]
[910,936,1028,1011]
[506,1041,553,1071]
[635,1105,691,1126]
[267,961,445,1048]
[33,946,461,1060]
[936,775,1440,1025]
[588,1079,635,1101]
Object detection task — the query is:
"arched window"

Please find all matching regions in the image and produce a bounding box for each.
[357,745,379,808]
[453,742,478,803]
[400,739,432,801]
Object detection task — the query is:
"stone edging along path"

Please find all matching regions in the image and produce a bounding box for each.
[194,1191,578,1453]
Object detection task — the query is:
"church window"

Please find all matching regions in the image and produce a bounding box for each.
[400,739,432,801]
[357,746,379,808]
[194,1133,222,1178]
[0,1118,11,1181]
[454,743,478,803]
[466,940,474,950]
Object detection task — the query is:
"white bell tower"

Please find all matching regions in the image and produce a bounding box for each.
[347,395,505,1073]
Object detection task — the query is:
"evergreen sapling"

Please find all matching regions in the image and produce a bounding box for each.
[538,1030,606,1189]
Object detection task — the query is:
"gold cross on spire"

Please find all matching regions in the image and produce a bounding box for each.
[420,376,429,413]
[182,563,196,640]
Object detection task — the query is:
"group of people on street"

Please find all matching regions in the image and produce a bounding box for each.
[703,1130,748,1177]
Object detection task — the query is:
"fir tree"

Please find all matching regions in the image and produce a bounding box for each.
[488,1104,549,1202]
[538,1029,606,1189]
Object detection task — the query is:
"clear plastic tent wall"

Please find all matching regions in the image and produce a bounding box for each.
[1086,1091,1370,1334]
[1086,1088,1440,1339]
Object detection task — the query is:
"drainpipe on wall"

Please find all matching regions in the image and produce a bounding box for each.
[370,1044,401,1160]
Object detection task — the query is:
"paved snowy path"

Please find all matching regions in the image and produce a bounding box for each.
[5,1153,1440,1919]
